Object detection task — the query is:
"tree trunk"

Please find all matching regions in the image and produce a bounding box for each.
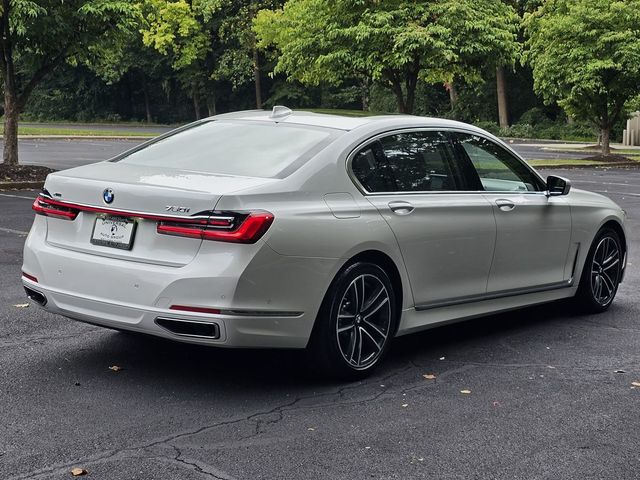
[3,84,19,166]
[192,86,201,120]
[359,77,371,111]
[601,127,611,156]
[207,96,216,116]
[496,66,509,128]
[390,81,407,113]
[447,81,458,110]
[142,79,152,123]
[253,49,262,109]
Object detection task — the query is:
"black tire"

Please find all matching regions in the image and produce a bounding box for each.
[574,227,623,313]
[307,261,398,380]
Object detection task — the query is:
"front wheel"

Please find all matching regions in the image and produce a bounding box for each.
[308,262,398,379]
[574,227,623,313]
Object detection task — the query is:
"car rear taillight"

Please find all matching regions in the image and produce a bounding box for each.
[32,195,79,220]
[157,211,274,244]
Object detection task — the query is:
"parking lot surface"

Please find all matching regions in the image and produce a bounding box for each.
[1,168,640,479]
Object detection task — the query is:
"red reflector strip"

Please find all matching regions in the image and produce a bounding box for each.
[22,271,38,283]
[32,197,79,220]
[170,305,221,315]
[157,212,274,244]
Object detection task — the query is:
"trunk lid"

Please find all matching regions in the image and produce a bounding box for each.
[42,162,276,266]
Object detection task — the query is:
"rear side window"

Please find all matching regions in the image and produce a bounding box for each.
[351,130,463,193]
[116,120,336,178]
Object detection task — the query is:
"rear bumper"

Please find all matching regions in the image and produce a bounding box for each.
[22,217,340,348]
[22,278,312,348]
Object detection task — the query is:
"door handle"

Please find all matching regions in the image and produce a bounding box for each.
[388,201,415,215]
[495,199,516,211]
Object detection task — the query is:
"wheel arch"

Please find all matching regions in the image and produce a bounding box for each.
[601,219,627,257]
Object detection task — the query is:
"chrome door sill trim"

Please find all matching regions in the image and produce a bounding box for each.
[415,280,573,311]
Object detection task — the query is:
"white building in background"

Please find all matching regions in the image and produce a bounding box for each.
[623,111,640,146]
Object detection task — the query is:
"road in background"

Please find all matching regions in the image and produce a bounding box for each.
[3,137,591,171]
[1,168,640,479]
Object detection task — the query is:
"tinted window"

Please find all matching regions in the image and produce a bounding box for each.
[380,132,459,192]
[116,120,334,178]
[351,147,396,192]
[455,134,543,192]
[352,131,462,193]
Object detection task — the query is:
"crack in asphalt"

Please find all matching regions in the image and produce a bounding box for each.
[5,363,414,480]
[170,445,236,480]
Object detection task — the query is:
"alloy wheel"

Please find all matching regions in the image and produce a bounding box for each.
[335,274,392,369]
[590,235,621,306]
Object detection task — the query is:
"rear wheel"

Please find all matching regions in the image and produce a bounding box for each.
[308,262,398,379]
[575,227,623,313]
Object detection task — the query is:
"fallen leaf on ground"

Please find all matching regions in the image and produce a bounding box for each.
[460,390,471,394]
[70,468,87,476]
[108,365,122,372]
[423,374,436,380]
[631,382,640,387]
[13,303,29,308]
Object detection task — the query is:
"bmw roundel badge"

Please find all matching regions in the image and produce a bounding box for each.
[103,188,114,204]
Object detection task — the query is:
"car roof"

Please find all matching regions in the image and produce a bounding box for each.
[212,108,483,133]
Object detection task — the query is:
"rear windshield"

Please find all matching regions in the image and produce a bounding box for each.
[115,120,337,178]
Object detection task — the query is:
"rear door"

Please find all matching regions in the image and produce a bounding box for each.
[351,130,496,308]
[451,132,572,293]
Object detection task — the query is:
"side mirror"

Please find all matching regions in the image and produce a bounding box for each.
[546,175,571,196]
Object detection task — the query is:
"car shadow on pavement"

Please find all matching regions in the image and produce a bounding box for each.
[31,298,594,393]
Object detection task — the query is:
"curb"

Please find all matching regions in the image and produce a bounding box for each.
[0,181,44,190]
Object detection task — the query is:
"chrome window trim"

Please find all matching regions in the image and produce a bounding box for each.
[346,126,548,196]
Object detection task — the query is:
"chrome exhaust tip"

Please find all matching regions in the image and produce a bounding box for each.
[24,286,47,307]
[155,317,220,339]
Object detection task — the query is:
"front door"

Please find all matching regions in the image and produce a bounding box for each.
[452,133,572,293]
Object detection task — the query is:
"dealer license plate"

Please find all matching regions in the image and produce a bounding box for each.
[90,216,137,250]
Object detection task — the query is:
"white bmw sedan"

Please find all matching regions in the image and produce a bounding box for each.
[22,108,627,378]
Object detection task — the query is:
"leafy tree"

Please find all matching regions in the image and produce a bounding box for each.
[524,0,640,155]
[0,0,138,166]
[254,0,519,114]
[141,0,281,113]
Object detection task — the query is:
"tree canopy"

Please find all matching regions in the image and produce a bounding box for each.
[524,0,640,154]
[254,0,520,113]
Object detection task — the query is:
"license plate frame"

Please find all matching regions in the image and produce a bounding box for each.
[90,215,137,250]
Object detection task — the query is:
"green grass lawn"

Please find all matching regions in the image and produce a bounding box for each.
[527,158,640,167]
[9,126,155,137]
[542,146,640,155]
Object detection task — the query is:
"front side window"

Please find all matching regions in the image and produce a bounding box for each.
[351,131,463,193]
[454,133,544,192]
[115,120,336,178]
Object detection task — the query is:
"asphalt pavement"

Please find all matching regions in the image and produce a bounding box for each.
[1,167,640,479]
